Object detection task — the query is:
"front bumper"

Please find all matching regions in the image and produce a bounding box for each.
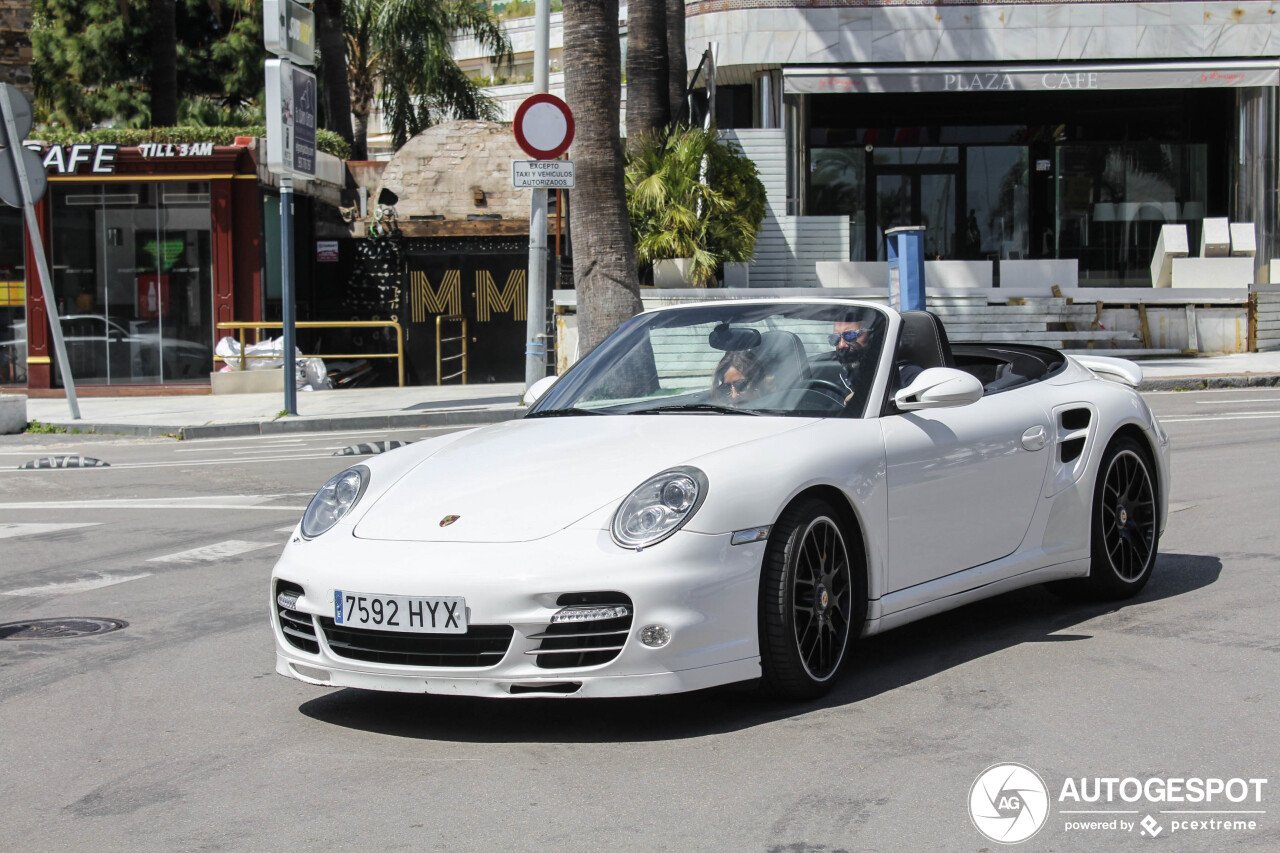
[271,526,765,698]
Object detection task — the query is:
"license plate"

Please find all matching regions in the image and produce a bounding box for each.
[333,590,468,634]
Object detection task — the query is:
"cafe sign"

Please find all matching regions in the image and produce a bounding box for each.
[784,61,1280,95]
[26,142,220,175]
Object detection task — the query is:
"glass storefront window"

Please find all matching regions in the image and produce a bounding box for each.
[809,148,867,260]
[966,147,1030,261]
[50,182,213,385]
[872,147,959,166]
[1056,144,1208,286]
[0,207,25,384]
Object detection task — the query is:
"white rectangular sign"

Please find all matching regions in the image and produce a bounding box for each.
[264,0,316,66]
[514,160,575,188]
[265,59,317,178]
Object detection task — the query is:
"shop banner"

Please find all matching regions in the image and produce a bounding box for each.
[265,59,317,178]
[784,62,1280,95]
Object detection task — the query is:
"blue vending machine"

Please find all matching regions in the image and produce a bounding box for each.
[885,225,927,312]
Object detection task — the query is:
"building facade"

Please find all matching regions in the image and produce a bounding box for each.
[688,0,1280,287]
[455,1,1280,289]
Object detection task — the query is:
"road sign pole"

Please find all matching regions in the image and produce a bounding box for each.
[524,0,552,392]
[0,85,79,419]
[281,175,297,416]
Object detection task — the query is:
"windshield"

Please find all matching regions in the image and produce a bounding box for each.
[530,302,889,418]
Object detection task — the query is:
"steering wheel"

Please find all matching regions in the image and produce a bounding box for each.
[802,378,847,403]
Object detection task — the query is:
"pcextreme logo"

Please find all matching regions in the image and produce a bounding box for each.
[969,764,1269,844]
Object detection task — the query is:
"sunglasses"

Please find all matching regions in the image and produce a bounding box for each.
[718,378,752,394]
[828,329,871,346]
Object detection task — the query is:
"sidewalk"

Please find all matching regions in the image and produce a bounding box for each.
[23,382,526,439]
[16,351,1280,439]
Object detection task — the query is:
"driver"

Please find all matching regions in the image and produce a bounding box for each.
[828,314,923,403]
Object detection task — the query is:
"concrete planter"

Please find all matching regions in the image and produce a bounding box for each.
[653,258,697,288]
[210,369,284,395]
[0,394,27,434]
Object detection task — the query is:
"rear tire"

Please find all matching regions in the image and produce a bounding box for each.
[1061,435,1160,600]
[758,498,863,700]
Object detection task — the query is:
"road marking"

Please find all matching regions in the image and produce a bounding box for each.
[0,496,307,511]
[1160,412,1280,423]
[147,540,277,564]
[276,525,297,533]
[1193,398,1280,405]
[2,573,151,596]
[0,522,102,540]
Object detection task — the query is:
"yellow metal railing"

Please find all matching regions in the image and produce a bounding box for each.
[435,314,467,385]
[215,320,405,387]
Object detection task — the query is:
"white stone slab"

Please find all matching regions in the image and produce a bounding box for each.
[925,260,993,289]
[1150,224,1189,288]
[1200,217,1231,257]
[1000,259,1079,289]
[1230,222,1256,257]
[1171,256,1256,288]
[815,261,889,289]
[0,394,26,434]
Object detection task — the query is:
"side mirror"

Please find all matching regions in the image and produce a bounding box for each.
[523,375,557,405]
[893,367,984,411]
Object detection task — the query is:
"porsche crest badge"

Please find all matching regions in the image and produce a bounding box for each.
[439,515,460,527]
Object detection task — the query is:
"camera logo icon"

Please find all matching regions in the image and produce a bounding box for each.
[969,763,1051,844]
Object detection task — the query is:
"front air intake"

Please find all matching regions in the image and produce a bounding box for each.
[528,592,634,670]
[276,580,319,654]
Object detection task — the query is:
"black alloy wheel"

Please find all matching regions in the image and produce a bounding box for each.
[1079,436,1159,599]
[759,497,862,699]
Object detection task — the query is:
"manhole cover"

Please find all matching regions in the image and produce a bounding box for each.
[0,617,128,640]
[19,456,110,469]
[333,440,410,457]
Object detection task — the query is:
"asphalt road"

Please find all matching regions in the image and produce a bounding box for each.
[0,390,1276,852]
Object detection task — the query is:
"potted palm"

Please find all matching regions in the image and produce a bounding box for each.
[625,126,766,287]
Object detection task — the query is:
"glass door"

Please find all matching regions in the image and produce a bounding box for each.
[50,182,213,385]
[872,170,959,261]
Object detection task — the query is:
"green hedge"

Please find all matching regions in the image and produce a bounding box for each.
[35,126,351,160]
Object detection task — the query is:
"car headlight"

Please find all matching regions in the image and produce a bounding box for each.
[611,466,708,549]
[301,466,370,539]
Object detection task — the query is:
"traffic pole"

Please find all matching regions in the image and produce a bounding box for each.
[524,0,552,392]
[281,174,297,416]
[0,84,79,419]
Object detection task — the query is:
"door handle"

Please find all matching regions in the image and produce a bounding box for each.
[1021,425,1048,451]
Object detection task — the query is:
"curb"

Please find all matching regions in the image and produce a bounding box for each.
[1138,374,1280,392]
[33,407,523,441]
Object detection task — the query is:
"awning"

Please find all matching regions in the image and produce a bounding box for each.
[784,60,1280,95]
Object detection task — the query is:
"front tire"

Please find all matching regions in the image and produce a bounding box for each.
[759,498,862,699]
[1077,436,1160,599]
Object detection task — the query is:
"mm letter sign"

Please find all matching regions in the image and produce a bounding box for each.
[513,160,575,188]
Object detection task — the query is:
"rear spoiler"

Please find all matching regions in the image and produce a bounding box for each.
[1073,355,1143,387]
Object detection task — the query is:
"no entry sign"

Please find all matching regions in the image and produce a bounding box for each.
[513,94,575,160]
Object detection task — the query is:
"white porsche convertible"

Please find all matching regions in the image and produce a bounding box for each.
[272,299,1169,700]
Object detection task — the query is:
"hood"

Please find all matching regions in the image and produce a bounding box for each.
[353,415,811,543]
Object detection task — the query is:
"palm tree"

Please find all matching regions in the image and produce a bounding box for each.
[314,0,355,148]
[665,0,687,123]
[343,0,512,159]
[626,126,766,286]
[563,0,644,351]
[150,0,178,126]
[625,0,668,147]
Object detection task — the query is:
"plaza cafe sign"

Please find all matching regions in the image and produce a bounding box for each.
[783,61,1280,95]
[24,141,219,175]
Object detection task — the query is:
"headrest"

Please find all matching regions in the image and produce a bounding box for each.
[708,324,762,352]
[897,311,955,370]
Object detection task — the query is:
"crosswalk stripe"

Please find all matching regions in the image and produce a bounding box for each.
[147,540,278,564]
[2,573,151,596]
[0,522,102,540]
